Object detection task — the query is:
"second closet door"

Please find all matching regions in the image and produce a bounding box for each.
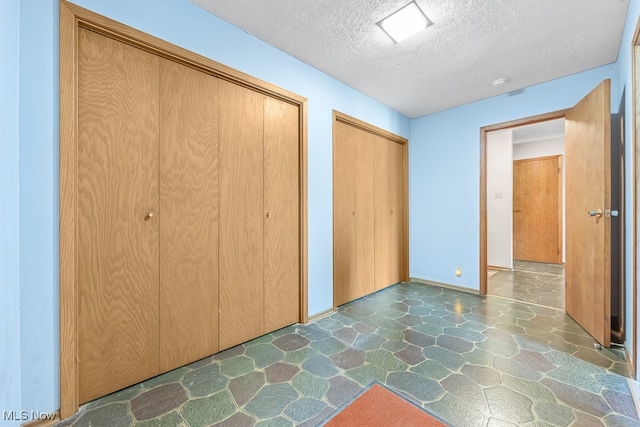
[159,59,220,371]
[333,115,407,307]
[374,136,405,290]
[219,80,265,350]
[355,129,375,296]
[333,122,357,306]
[333,122,375,306]
[264,97,300,332]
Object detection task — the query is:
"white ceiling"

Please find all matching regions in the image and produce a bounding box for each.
[190,0,629,119]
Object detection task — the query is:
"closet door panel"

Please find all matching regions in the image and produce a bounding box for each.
[389,140,406,283]
[159,59,220,371]
[264,97,300,331]
[355,132,375,298]
[77,28,160,403]
[219,81,265,350]
[374,135,392,290]
[333,122,358,306]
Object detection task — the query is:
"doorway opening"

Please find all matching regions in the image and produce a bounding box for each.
[480,109,568,298]
[485,118,566,309]
[479,81,624,349]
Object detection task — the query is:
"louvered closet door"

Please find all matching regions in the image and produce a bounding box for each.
[219,80,265,350]
[159,59,220,371]
[77,28,160,403]
[264,97,300,331]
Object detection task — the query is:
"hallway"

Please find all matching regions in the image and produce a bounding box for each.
[488,261,565,310]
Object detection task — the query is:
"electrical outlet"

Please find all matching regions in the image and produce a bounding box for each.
[455,266,462,277]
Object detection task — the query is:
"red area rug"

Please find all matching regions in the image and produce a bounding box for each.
[323,382,449,426]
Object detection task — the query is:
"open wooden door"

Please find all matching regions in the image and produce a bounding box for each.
[565,79,611,347]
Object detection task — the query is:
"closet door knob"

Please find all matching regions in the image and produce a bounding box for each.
[144,212,155,221]
[587,209,602,219]
[266,212,271,218]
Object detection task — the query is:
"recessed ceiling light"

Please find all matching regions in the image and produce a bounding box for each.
[377,2,432,43]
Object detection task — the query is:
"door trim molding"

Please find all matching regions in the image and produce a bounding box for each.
[479,109,568,296]
[630,14,640,379]
[59,0,308,417]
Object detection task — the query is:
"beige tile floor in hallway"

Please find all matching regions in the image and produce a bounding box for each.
[54,279,637,426]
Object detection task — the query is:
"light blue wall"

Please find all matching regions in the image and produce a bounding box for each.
[410,63,617,288]
[13,0,410,413]
[10,0,640,416]
[19,0,59,414]
[1,0,22,425]
[616,0,640,373]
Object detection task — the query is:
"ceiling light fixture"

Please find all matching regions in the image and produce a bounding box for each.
[377,2,432,43]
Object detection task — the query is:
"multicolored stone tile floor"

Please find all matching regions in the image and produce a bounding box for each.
[55,280,638,427]
[488,260,565,309]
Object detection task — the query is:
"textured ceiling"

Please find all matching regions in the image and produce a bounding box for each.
[190,0,629,119]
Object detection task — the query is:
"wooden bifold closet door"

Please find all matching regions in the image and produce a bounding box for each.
[77,27,161,403]
[374,135,405,290]
[263,96,300,333]
[218,81,265,348]
[333,114,407,307]
[78,28,220,402]
[158,59,219,372]
[76,28,299,403]
[333,122,375,305]
[61,3,307,416]
[218,81,300,350]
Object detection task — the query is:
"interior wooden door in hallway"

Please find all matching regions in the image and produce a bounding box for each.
[513,155,562,264]
[565,79,612,347]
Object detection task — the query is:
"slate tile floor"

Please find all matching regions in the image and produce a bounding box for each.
[488,260,565,309]
[56,281,638,427]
